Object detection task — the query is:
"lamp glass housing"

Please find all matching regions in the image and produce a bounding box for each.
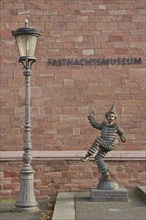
[15,34,38,60]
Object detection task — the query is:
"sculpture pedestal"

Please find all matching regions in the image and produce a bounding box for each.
[90,175,128,202]
[90,188,128,202]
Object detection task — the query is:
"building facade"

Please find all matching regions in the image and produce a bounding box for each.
[0,0,146,199]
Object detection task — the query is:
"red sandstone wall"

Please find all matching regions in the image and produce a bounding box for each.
[0,0,146,151]
[0,160,145,200]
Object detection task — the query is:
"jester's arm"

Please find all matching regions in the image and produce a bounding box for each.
[117,125,126,142]
[87,112,102,130]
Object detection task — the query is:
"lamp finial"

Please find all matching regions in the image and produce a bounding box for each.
[24,19,29,27]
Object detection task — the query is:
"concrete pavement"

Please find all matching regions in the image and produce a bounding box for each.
[52,186,146,220]
[0,186,146,220]
[0,200,47,220]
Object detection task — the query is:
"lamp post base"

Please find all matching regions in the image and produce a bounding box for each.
[15,205,38,212]
[15,167,38,211]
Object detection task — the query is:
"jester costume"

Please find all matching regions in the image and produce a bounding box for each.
[83,104,126,178]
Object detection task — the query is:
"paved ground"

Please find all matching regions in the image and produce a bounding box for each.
[0,186,146,220]
[0,200,48,220]
[75,192,146,220]
[52,186,146,220]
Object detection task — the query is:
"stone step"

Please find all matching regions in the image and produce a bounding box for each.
[136,186,146,200]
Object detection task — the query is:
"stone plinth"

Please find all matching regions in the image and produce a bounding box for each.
[90,188,128,202]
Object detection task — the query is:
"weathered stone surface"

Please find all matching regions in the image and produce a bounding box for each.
[90,188,128,202]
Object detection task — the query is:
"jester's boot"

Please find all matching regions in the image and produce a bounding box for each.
[81,153,91,162]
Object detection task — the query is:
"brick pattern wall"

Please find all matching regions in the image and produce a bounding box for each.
[0,160,145,200]
[1,0,146,151]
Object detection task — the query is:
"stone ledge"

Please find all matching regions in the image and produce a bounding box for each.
[0,150,146,161]
[136,186,146,200]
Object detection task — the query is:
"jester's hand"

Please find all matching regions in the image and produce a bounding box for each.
[89,108,96,116]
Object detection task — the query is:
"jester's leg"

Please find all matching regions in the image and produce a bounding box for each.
[95,148,109,178]
[81,137,101,162]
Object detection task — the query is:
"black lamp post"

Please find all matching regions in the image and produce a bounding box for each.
[12,19,41,211]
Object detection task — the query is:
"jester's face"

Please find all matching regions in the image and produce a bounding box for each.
[106,112,116,124]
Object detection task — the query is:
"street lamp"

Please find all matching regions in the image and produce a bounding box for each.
[12,19,41,211]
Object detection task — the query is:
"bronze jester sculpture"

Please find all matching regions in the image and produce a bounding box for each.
[82,104,126,183]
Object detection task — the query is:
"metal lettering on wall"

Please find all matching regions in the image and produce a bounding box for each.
[48,57,142,66]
